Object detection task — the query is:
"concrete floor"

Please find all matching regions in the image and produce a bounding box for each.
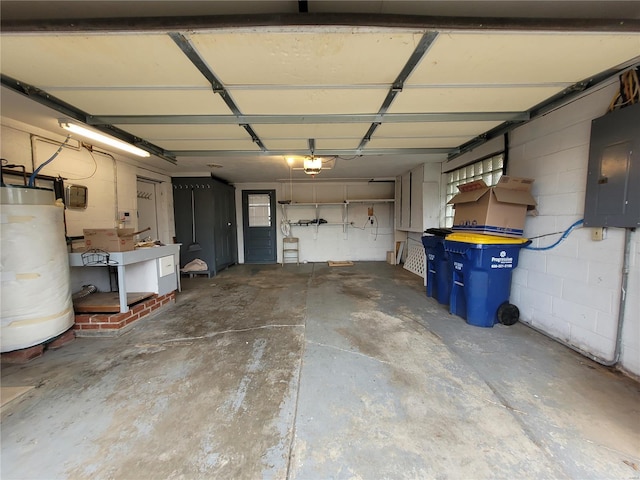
[1,262,639,479]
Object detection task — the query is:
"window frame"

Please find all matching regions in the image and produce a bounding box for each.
[444,153,505,228]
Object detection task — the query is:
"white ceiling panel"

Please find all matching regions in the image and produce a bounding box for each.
[190,31,422,85]
[119,124,249,140]
[231,88,388,115]
[47,89,230,115]
[388,86,565,113]
[376,121,502,137]
[367,136,473,149]
[262,139,309,151]
[316,138,362,150]
[1,6,639,184]
[252,123,370,139]
[259,137,362,151]
[0,34,209,87]
[408,33,640,85]
[155,139,260,151]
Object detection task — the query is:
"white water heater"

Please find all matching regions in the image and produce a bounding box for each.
[1,186,74,352]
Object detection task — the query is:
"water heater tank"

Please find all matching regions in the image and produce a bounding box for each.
[1,186,74,352]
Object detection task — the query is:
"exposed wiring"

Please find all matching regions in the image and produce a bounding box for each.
[348,214,379,240]
[608,67,639,112]
[525,219,584,251]
[528,230,567,240]
[372,214,379,241]
[62,144,99,180]
[349,219,368,230]
[28,135,71,187]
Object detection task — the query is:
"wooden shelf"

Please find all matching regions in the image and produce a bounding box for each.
[73,292,154,313]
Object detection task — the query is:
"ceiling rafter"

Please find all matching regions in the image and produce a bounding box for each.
[3,13,639,33]
[168,32,267,152]
[357,31,438,151]
[449,58,640,161]
[0,73,178,164]
[170,148,457,157]
[88,112,529,125]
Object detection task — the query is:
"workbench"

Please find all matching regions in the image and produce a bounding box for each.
[68,244,180,313]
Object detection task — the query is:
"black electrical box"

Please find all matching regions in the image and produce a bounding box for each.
[584,102,639,228]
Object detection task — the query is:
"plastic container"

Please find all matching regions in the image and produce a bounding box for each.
[421,233,452,305]
[444,233,529,328]
[1,186,74,352]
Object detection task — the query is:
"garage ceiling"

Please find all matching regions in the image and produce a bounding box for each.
[1,1,639,183]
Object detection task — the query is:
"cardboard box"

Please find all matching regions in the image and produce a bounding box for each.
[448,176,536,237]
[83,228,135,252]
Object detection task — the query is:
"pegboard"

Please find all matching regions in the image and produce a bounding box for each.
[403,244,425,278]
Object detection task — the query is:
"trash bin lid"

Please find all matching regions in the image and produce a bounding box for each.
[445,232,529,245]
[424,228,453,237]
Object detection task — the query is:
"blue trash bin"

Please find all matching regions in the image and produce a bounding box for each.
[421,233,451,305]
[444,233,529,328]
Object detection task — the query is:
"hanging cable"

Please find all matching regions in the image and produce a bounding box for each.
[608,67,640,112]
[525,219,584,251]
[28,135,71,187]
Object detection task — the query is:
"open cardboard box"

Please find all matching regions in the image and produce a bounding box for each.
[83,228,135,252]
[448,176,537,237]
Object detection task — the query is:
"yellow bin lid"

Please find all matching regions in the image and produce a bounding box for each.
[445,232,529,245]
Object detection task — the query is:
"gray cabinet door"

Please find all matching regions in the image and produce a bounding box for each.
[213,180,237,269]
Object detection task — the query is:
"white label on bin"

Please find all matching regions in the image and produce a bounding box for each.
[454,261,463,271]
[491,250,514,269]
[428,254,435,261]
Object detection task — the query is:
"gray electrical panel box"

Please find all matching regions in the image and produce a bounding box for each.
[584,102,639,228]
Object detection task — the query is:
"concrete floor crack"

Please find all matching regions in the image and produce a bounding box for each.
[284,262,313,480]
[306,340,392,365]
[138,325,305,347]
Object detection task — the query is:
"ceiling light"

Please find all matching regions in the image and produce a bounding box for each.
[303,157,322,176]
[286,156,295,166]
[59,120,150,158]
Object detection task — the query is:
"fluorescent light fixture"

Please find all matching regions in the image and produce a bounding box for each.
[303,157,322,175]
[59,120,150,157]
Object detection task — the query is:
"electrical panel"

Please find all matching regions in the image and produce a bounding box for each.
[584,102,639,228]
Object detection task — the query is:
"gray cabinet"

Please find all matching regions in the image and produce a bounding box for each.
[172,176,237,276]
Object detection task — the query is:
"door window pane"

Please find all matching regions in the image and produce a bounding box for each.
[248,194,271,227]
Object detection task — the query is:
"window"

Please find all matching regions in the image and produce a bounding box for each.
[444,153,504,227]
[248,193,272,227]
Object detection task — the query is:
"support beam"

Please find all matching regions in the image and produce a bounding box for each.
[169,32,267,152]
[169,147,456,157]
[3,13,639,33]
[0,74,177,164]
[88,112,529,125]
[357,32,438,150]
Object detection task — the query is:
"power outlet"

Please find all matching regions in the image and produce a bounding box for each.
[592,227,606,241]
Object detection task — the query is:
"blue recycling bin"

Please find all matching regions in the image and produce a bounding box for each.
[444,233,529,328]
[421,233,451,305]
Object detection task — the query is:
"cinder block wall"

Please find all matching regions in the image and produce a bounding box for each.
[508,80,640,376]
[0,119,175,244]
